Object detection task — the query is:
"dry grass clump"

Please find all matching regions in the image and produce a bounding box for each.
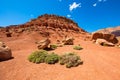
[60,52,83,68]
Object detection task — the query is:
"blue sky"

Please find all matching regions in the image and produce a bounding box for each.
[0,0,120,32]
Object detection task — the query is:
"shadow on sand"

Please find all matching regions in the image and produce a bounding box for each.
[0,57,14,62]
[44,47,55,51]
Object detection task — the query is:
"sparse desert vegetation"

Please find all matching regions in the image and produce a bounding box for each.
[73,45,83,50]
[45,52,59,64]
[59,52,83,68]
[28,50,48,63]
[49,44,58,50]
[28,50,83,68]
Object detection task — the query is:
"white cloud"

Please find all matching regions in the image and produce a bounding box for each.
[98,0,107,2]
[93,0,107,7]
[69,2,81,12]
[67,14,71,18]
[93,3,97,7]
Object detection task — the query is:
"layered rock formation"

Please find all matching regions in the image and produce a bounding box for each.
[0,14,87,41]
[91,33,118,44]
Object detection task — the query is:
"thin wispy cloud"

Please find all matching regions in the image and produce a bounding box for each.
[93,0,107,7]
[69,2,81,12]
[67,14,71,18]
[98,0,107,2]
[93,3,97,7]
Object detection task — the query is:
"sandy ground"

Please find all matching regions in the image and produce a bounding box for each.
[0,37,120,80]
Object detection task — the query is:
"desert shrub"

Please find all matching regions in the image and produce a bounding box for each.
[73,45,83,50]
[59,52,83,68]
[28,50,48,63]
[50,44,57,50]
[45,53,59,64]
[28,50,83,68]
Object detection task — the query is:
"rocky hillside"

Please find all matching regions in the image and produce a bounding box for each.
[94,26,120,37]
[0,14,87,41]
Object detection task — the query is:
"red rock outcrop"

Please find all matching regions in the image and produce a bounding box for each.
[95,39,115,47]
[37,38,51,49]
[91,33,118,44]
[0,14,87,41]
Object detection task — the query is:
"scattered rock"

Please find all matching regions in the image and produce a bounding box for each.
[37,38,51,49]
[0,42,6,47]
[116,44,120,48]
[56,40,64,47]
[62,37,74,45]
[118,45,120,48]
[17,28,24,33]
[6,32,12,37]
[91,33,118,44]
[0,42,12,61]
[95,39,115,47]
[57,44,63,47]
[84,35,91,41]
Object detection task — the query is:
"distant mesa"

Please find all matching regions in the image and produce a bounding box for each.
[94,26,120,37]
[111,30,120,37]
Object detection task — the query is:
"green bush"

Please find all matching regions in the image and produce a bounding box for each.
[50,44,57,50]
[28,50,83,68]
[28,50,48,63]
[45,53,59,64]
[60,52,83,68]
[73,45,83,50]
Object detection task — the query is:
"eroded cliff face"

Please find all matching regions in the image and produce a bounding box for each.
[0,14,88,41]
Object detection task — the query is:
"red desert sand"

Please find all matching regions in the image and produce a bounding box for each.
[0,37,120,80]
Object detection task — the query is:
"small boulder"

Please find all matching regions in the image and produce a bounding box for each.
[95,39,115,47]
[0,42,12,61]
[62,37,74,45]
[0,42,6,47]
[37,38,51,49]
[56,40,63,47]
[6,32,12,37]
[118,45,120,48]
[116,44,120,48]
